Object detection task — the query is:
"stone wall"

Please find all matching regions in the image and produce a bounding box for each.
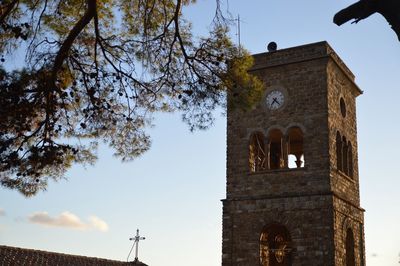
[222,194,335,266]
[332,197,365,266]
[327,59,362,205]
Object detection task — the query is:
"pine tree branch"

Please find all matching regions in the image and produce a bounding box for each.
[51,0,96,84]
[0,0,19,25]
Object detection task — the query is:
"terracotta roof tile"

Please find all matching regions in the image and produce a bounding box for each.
[0,245,148,266]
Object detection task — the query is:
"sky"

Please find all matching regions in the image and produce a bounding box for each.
[1,1,400,265]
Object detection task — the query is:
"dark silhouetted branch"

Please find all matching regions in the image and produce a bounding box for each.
[52,0,96,83]
[334,0,400,41]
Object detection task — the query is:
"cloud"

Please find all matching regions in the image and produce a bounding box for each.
[28,211,108,232]
[28,211,86,230]
[89,216,109,232]
[0,208,5,216]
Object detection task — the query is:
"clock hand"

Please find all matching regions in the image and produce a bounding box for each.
[272,98,280,106]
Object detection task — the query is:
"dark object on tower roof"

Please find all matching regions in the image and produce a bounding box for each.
[334,0,400,41]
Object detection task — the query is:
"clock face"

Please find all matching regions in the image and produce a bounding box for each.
[266,90,285,110]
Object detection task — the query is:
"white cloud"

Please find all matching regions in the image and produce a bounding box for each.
[0,208,5,216]
[28,211,108,232]
[28,211,86,230]
[89,216,109,232]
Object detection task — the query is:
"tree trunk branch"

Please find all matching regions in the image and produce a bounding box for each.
[51,0,96,85]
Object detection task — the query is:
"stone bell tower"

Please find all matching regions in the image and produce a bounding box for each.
[222,42,365,266]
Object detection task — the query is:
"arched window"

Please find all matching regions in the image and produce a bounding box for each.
[348,143,353,178]
[287,127,304,168]
[336,132,355,178]
[260,224,292,266]
[342,136,348,175]
[336,132,343,171]
[249,132,266,172]
[345,228,355,266]
[268,129,284,170]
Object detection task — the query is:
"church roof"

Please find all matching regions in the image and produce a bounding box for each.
[0,245,148,266]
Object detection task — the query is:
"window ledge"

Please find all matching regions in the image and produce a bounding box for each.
[248,166,307,176]
[336,169,355,183]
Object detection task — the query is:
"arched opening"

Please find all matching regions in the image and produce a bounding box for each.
[268,129,284,170]
[345,228,355,266]
[348,143,353,178]
[249,132,266,172]
[287,127,304,168]
[288,155,297,169]
[336,132,355,178]
[336,132,342,171]
[340,97,347,118]
[342,136,348,175]
[260,224,292,266]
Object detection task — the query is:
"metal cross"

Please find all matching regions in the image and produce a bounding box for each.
[129,229,146,261]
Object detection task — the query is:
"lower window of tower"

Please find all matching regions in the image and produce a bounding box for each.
[260,224,292,266]
[346,228,355,266]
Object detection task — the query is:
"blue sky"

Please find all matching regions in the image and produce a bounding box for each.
[1,1,400,265]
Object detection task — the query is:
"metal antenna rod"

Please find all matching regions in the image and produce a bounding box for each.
[237,14,241,55]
